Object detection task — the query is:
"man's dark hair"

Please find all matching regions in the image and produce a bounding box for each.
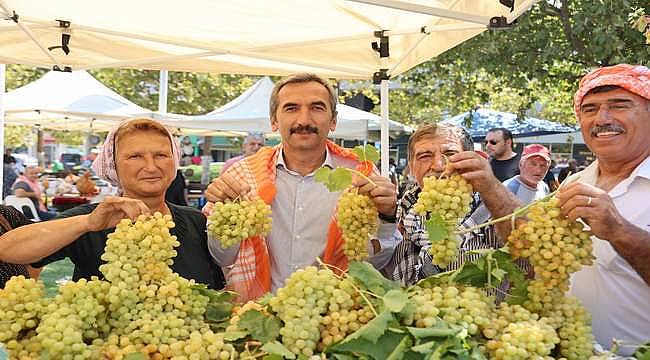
[488,127,513,142]
[3,155,16,164]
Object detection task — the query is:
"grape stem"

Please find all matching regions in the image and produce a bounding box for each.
[347,169,377,188]
[316,258,379,317]
[455,189,560,235]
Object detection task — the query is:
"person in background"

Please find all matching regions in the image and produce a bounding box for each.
[220,132,265,175]
[558,158,578,184]
[180,136,195,166]
[557,64,650,355]
[3,154,18,199]
[543,159,560,191]
[12,166,57,221]
[484,127,520,181]
[81,148,99,170]
[468,143,552,226]
[205,73,398,301]
[0,118,225,290]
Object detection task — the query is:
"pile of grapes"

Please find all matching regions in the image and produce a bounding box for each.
[207,197,272,248]
[0,193,613,359]
[413,173,474,268]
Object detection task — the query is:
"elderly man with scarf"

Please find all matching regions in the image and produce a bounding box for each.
[556,64,650,355]
[205,73,399,302]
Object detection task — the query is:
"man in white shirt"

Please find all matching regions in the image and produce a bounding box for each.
[557,64,650,355]
[204,73,398,301]
[467,143,551,226]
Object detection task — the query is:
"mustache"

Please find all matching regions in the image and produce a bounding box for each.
[290,124,319,135]
[590,124,625,137]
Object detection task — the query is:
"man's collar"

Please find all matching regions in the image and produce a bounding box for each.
[275,144,335,174]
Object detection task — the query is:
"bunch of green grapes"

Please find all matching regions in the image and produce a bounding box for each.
[319,278,374,350]
[413,173,473,268]
[337,191,378,261]
[269,266,339,357]
[482,303,541,340]
[208,197,272,248]
[484,320,559,360]
[0,276,44,343]
[36,278,110,359]
[409,284,492,336]
[543,295,594,360]
[512,197,593,291]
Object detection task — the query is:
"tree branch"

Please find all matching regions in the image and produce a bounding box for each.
[557,0,598,67]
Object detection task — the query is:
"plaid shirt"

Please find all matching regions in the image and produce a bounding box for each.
[389,185,500,286]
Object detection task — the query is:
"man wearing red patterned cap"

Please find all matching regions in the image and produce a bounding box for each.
[557,64,650,355]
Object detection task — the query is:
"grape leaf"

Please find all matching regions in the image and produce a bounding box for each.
[261,341,296,359]
[223,331,247,341]
[410,341,436,354]
[424,213,449,243]
[315,167,332,184]
[314,167,353,192]
[405,324,462,339]
[348,261,400,295]
[385,335,411,360]
[352,144,380,163]
[204,303,233,324]
[492,268,507,282]
[382,289,409,313]
[340,310,394,344]
[329,329,408,360]
[450,262,488,288]
[124,353,147,360]
[237,309,282,343]
[492,250,529,305]
[190,285,237,303]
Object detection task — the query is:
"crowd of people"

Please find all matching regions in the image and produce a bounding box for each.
[0,63,648,355]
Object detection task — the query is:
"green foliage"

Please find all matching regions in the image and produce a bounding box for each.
[314,167,353,192]
[424,213,449,243]
[237,310,282,343]
[347,261,400,296]
[449,248,529,305]
[4,126,34,148]
[260,341,296,359]
[352,144,380,163]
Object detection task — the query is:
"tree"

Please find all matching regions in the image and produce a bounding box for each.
[392,0,649,126]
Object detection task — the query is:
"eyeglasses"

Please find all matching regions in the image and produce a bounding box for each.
[483,139,501,145]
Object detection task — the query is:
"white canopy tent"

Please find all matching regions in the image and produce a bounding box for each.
[162,77,412,140]
[0,0,537,175]
[3,70,160,131]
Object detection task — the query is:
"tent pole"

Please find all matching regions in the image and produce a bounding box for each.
[0,64,5,200]
[158,70,169,114]
[380,79,389,177]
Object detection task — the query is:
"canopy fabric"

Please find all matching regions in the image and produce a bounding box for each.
[441,108,577,140]
[4,70,158,131]
[162,77,412,139]
[0,0,536,79]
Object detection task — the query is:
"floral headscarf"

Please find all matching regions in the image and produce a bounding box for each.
[92,118,181,188]
[574,64,650,120]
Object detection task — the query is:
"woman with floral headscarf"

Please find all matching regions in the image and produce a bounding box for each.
[0,118,224,289]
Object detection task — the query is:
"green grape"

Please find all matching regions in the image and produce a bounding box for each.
[207,197,272,248]
[269,266,339,357]
[485,320,559,360]
[319,278,374,350]
[409,284,492,336]
[337,191,378,261]
[414,173,473,268]
[509,197,593,292]
[0,276,44,343]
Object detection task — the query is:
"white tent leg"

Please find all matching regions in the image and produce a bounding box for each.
[158,70,168,114]
[380,79,389,177]
[0,64,5,200]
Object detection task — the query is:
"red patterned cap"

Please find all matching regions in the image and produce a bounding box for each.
[574,64,650,120]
